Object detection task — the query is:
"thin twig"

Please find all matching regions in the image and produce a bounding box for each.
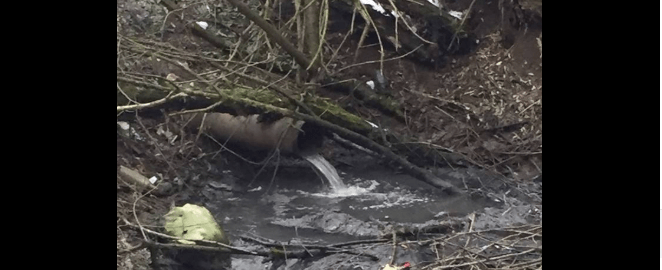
[330,239,390,248]
[117,92,187,112]
[447,0,476,51]
[326,8,356,69]
[117,241,148,255]
[389,231,397,265]
[336,45,422,73]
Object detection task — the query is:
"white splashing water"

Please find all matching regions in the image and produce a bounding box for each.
[301,152,347,191]
[310,179,380,198]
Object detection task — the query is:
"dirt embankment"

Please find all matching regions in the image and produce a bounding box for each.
[323,0,542,180]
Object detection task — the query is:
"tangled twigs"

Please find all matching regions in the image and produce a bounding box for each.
[119,40,462,193]
[117,20,463,193]
[225,0,314,73]
[205,61,316,115]
[121,220,378,260]
[426,248,539,270]
[223,0,405,121]
[117,76,174,92]
[394,223,542,270]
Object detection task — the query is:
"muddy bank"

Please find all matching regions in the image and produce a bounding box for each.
[117,119,541,269]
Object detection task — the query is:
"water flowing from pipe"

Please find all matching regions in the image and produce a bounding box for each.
[300,152,347,191]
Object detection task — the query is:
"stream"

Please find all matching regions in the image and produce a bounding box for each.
[191,153,540,269]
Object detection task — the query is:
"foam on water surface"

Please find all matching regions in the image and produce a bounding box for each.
[308,179,380,198]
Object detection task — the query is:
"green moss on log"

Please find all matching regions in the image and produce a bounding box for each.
[225,87,372,133]
[309,97,372,133]
[118,79,372,134]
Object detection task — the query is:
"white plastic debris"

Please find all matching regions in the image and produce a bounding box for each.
[427,0,440,7]
[196,21,208,30]
[359,0,386,14]
[365,120,379,129]
[117,122,132,138]
[366,80,375,89]
[248,186,262,192]
[449,10,463,19]
[117,121,130,130]
[149,176,158,184]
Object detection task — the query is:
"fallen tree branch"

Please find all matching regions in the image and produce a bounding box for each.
[239,236,380,260]
[330,239,389,248]
[242,236,390,249]
[117,92,187,112]
[144,240,378,260]
[123,220,378,260]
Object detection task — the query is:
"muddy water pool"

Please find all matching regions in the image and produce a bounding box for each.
[201,164,496,243]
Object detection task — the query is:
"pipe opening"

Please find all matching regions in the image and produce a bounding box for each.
[294,122,326,155]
